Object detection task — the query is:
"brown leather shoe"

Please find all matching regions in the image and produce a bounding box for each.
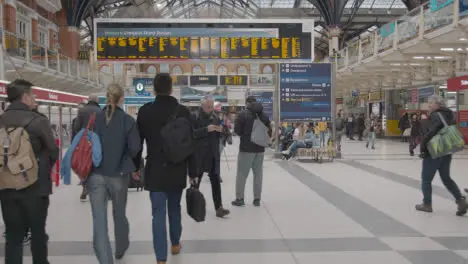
[171,244,181,255]
[415,203,433,212]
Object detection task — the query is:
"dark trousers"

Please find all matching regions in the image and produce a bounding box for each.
[409,136,420,154]
[358,129,364,140]
[199,164,223,210]
[421,155,462,204]
[149,191,182,262]
[1,196,50,264]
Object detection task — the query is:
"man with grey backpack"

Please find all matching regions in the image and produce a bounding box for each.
[232,96,271,207]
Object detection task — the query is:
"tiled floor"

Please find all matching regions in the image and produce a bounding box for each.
[3,137,468,263]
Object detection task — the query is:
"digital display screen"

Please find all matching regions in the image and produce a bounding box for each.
[96,36,307,60]
[219,75,248,86]
[95,22,312,61]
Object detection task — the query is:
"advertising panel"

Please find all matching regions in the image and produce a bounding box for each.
[248,91,273,119]
[279,63,332,122]
[180,86,227,103]
[250,75,275,86]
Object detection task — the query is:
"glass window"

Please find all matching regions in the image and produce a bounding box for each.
[192,65,202,74]
[172,65,183,75]
[237,65,248,74]
[217,65,228,74]
[262,65,273,74]
[147,65,157,74]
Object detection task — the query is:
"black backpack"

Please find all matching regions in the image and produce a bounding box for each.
[160,104,194,164]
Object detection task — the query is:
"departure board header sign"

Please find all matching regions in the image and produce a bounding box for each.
[279,63,332,122]
[190,75,218,86]
[220,75,248,86]
[94,19,313,61]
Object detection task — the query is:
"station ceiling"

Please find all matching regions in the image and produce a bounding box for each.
[78,0,422,58]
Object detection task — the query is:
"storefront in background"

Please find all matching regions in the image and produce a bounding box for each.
[447,75,468,144]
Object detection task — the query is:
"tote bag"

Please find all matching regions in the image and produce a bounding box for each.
[427,112,465,159]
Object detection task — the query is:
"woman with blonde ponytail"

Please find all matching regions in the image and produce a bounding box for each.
[88,84,141,264]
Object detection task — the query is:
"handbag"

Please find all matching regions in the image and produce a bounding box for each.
[427,112,465,159]
[403,128,411,137]
[186,185,206,222]
[71,113,96,181]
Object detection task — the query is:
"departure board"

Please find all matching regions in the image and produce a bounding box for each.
[220,75,248,86]
[96,36,310,61]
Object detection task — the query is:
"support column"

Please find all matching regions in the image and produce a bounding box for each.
[56,9,80,59]
[31,14,38,43]
[49,29,55,50]
[3,0,16,33]
[327,27,342,57]
[67,27,79,60]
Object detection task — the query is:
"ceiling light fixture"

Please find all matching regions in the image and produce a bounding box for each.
[440,48,454,51]
[413,56,425,59]
[460,37,467,41]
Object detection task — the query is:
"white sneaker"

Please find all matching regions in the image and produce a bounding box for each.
[282,150,291,155]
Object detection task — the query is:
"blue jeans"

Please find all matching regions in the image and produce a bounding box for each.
[290,140,306,155]
[319,131,326,146]
[87,174,130,264]
[366,131,375,147]
[421,155,462,204]
[150,191,183,262]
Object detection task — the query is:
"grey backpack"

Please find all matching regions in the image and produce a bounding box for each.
[251,116,270,147]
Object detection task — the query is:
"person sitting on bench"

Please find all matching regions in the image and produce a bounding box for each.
[282,126,315,157]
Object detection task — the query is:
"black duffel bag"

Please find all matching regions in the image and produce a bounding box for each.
[186,186,206,222]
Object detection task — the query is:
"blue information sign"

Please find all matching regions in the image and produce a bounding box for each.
[279,63,332,122]
[133,78,153,96]
[249,91,273,119]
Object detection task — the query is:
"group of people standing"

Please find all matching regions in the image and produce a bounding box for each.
[0,73,271,264]
[342,112,378,149]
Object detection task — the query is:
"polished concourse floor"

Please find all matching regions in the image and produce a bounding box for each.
[4,137,468,264]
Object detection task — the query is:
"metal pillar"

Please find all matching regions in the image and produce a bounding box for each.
[331,62,341,159]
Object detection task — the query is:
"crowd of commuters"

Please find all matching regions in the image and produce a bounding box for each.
[0,77,466,264]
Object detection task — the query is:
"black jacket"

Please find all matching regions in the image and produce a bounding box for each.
[73,101,101,138]
[94,106,141,177]
[135,95,197,192]
[410,120,421,137]
[0,102,59,198]
[234,102,271,153]
[420,107,455,155]
[192,109,222,175]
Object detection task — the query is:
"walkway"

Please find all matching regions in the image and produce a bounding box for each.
[3,137,468,264]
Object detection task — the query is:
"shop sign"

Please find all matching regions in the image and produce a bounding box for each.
[0,82,86,104]
[418,86,435,101]
[358,93,368,100]
[369,91,381,101]
[447,75,468,91]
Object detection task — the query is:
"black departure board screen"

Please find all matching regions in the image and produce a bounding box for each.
[220,75,248,86]
[95,21,312,61]
[190,76,218,86]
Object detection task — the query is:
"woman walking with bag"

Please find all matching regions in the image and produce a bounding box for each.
[88,84,141,264]
[416,95,468,215]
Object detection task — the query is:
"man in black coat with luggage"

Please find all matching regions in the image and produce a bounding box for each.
[134,73,198,263]
[192,95,230,218]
